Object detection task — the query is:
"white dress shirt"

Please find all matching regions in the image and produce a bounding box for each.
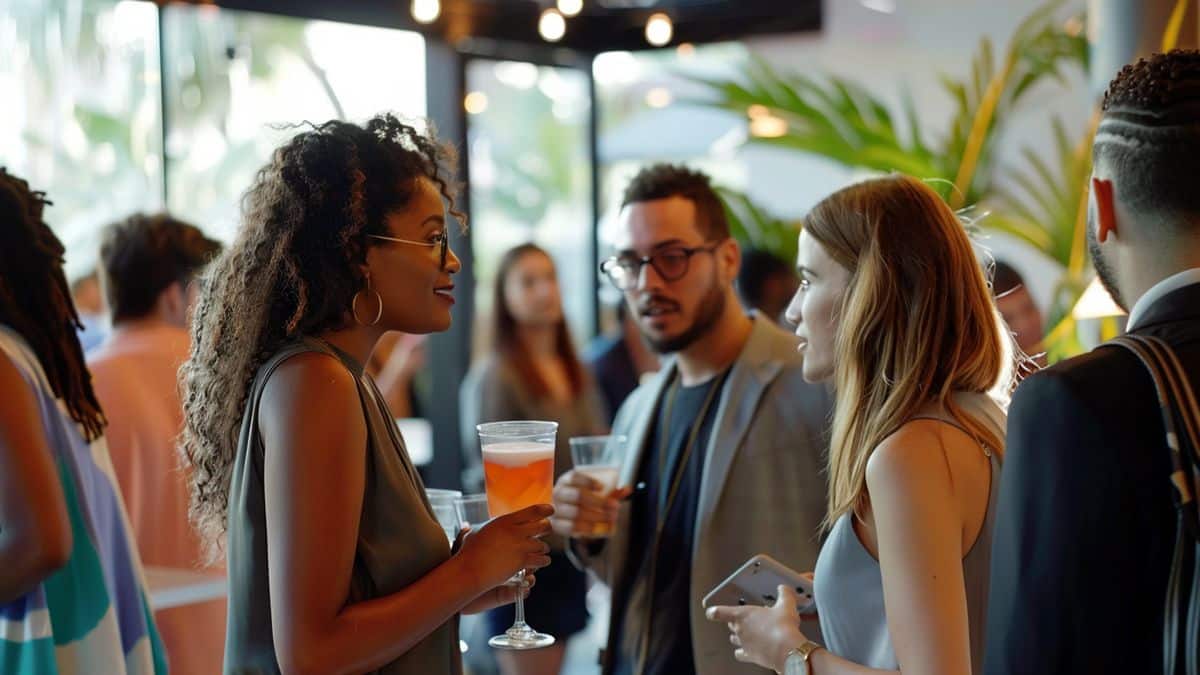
[1126,267,1200,331]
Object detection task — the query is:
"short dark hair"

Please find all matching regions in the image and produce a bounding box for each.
[621,163,730,240]
[1095,49,1200,231]
[737,248,792,307]
[990,260,1026,297]
[99,213,222,322]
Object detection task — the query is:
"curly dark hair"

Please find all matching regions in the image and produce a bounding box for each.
[0,168,106,440]
[180,114,462,551]
[621,163,730,240]
[1096,49,1200,228]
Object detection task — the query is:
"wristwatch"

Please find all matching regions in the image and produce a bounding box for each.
[783,640,822,675]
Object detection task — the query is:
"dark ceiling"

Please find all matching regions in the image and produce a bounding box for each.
[164,0,822,54]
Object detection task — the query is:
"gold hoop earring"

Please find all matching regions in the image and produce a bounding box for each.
[352,275,383,326]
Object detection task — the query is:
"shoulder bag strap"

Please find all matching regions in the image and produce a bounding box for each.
[1107,335,1200,675]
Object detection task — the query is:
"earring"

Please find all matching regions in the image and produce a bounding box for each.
[352,273,383,326]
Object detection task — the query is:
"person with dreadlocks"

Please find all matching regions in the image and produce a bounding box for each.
[0,168,167,673]
[986,50,1200,674]
[180,114,553,674]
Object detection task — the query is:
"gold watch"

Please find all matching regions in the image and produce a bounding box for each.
[784,640,822,675]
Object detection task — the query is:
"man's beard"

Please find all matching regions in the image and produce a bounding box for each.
[643,276,727,354]
[1086,218,1128,312]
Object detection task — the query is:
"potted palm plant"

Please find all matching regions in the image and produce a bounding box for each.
[698,0,1095,360]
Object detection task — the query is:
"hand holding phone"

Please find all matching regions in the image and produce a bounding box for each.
[702,554,815,615]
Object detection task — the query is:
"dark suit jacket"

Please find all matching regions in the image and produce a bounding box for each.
[985,282,1200,674]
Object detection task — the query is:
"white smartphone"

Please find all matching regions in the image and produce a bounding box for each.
[702,553,815,614]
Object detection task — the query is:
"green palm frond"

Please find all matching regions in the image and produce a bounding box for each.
[986,117,1092,270]
[986,115,1095,362]
[686,1,1085,212]
[717,186,800,264]
[979,114,1094,324]
[686,0,1093,361]
[940,0,1087,207]
[688,56,942,179]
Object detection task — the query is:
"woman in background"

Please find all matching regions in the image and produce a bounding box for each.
[461,243,607,675]
[0,168,166,673]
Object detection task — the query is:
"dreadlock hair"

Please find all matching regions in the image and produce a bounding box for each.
[1095,49,1200,233]
[0,168,106,441]
[180,114,462,553]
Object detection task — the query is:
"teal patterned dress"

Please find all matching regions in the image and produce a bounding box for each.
[0,325,167,675]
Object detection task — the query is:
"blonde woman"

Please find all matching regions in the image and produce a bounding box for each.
[707,175,1012,675]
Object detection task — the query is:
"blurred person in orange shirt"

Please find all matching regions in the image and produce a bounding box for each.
[87,213,223,675]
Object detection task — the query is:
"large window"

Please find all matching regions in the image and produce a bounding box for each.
[1,0,163,280]
[162,6,426,240]
[1,0,426,268]
[466,59,595,354]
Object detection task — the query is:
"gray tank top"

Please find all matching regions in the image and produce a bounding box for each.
[812,392,1005,673]
[223,337,461,674]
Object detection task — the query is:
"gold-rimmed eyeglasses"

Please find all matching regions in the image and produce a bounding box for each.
[368,232,449,270]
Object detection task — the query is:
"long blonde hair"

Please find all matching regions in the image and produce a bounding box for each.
[806,175,1010,526]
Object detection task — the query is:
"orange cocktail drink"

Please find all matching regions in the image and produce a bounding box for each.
[482,441,555,517]
[476,420,559,650]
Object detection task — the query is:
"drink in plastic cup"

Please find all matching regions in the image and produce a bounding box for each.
[478,421,557,518]
[569,435,627,537]
[425,488,463,543]
[476,421,558,650]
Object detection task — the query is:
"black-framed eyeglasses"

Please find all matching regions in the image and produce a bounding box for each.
[368,232,449,270]
[599,241,723,291]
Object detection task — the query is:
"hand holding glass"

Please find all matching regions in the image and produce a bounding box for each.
[478,421,557,650]
[568,435,627,537]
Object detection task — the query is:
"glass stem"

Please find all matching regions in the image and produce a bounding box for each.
[512,570,527,631]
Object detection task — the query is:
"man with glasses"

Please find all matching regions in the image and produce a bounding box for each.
[551,164,832,675]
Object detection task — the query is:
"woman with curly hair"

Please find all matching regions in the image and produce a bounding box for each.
[0,168,166,673]
[180,115,553,674]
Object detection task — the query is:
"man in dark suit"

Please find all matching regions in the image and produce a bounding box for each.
[985,49,1200,674]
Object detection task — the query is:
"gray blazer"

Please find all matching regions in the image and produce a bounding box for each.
[574,313,833,675]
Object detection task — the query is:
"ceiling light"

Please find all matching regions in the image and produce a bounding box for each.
[860,0,896,14]
[539,9,567,42]
[493,61,539,90]
[676,42,695,58]
[645,87,672,108]
[558,0,584,18]
[749,114,788,138]
[464,91,489,115]
[747,104,770,119]
[411,0,440,24]
[593,51,640,86]
[645,12,673,47]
